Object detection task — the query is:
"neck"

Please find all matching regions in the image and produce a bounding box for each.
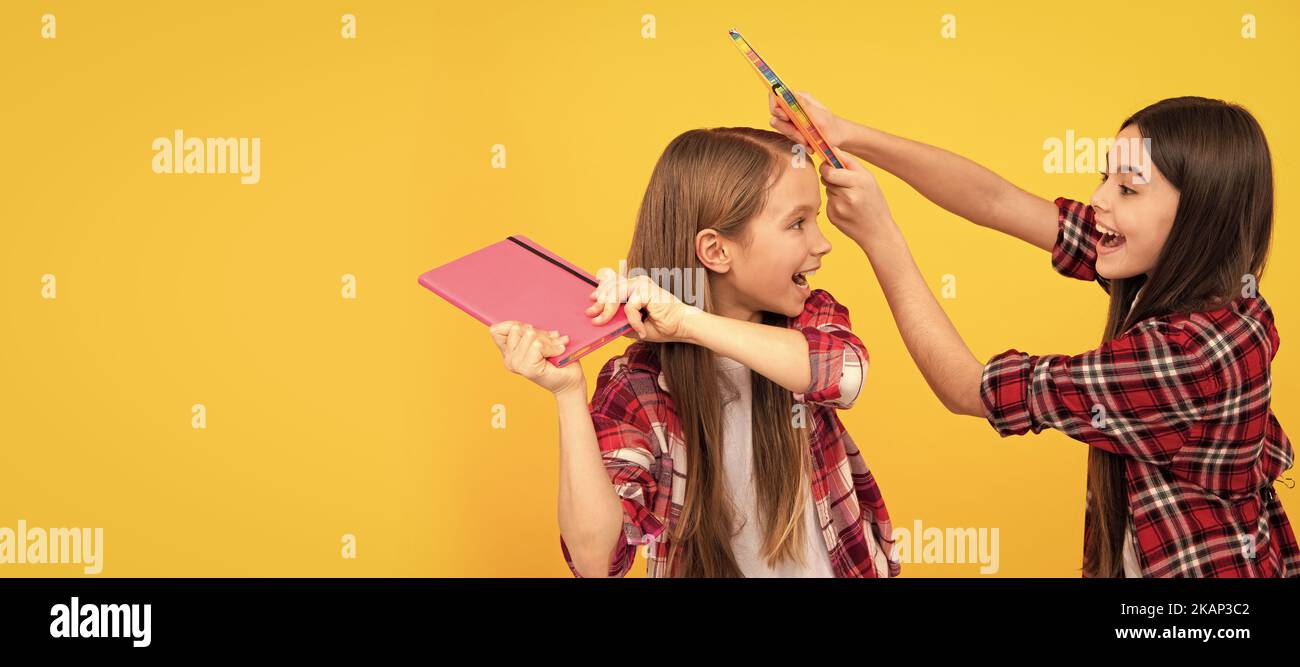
[711,286,763,324]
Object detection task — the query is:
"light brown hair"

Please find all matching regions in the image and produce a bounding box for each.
[627,127,813,577]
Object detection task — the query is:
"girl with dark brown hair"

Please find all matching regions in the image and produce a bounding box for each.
[771,92,1297,577]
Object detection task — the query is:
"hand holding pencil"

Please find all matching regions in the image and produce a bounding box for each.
[767,90,849,151]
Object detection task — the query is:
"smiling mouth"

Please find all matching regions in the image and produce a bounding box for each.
[1098,224,1127,249]
[792,269,817,287]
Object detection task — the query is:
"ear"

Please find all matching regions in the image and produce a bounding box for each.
[695,228,732,274]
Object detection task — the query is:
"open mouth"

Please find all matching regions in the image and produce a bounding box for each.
[792,269,817,288]
[1098,224,1127,250]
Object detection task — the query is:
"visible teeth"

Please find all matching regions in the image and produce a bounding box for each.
[804,270,817,279]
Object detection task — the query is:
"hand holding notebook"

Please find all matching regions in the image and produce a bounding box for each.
[487,320,583,394]
[586,269,697,343]
[418,236,634,368]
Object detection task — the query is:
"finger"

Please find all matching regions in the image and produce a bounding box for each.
[795,90,823,109]
[593,278,613,307]
[593,275,628,324]
[528,339,549,371]
[623,280,650,337]
[539,333,567,357]
[820,162,855,187]
[515,337,547,375]
[544,333,569,356]
[769,115,800,139]
[489,320,517,352]
[538,327,564,348]
[505,323,522,355]
[595,267,617,284]
[590,280,615,313]
[511,327,538,370]
[640,276,673,308]
[590,281,613,321]
[624,299,647,338]
[592,268,619,309]
[595,294,620,324]
[829,146,862,171]
[768,92,789,121]
[820,159,853,187]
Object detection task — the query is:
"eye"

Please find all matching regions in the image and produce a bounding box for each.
[790,217,805,230]
[1119,185,1137,195]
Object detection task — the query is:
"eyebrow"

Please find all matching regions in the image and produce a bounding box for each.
[1102,155,1146,182]
[1116,164,1146,181]
[785,202,818,217]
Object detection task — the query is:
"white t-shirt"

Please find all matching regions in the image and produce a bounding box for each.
[715,355,838,577]
[1123,521,1142,577]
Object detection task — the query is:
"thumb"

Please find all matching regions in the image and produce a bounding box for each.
[819,156,855,187]
[794,90,822,109]
[829,146,862,171]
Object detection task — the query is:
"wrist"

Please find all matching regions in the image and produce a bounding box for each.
[676,305,711,346]
[552,378,588,404]
[838,120,874,158]
[854,216,904,253]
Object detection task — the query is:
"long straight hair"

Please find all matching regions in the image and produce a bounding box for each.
[627,127,813,577]
[1083,97,1275,577]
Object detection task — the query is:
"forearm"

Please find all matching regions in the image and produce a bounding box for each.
[840,121,1056,251]
[854,221,985,417]
[553,385,624,578]
[681,310,813,395]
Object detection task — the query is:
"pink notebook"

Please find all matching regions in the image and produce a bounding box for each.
[418,236,632,367]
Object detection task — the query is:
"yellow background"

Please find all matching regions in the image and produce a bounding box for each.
[2,1,1296,577]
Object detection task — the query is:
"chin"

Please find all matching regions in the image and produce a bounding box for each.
[780,293,810,318]
[1096,260,1145,281]
[755,285,811,319]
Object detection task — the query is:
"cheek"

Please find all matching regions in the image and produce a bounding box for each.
[1136,204,1176,259]
[740,246,791,280]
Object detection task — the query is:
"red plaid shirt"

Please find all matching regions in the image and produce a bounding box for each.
[559,289,900,578]
[980,196,1299,577]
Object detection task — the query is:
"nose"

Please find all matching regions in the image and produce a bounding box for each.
[810,220,832,257]
[1090,182,1110,213]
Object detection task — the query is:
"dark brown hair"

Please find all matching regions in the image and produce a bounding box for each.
[1084,97,1275,576]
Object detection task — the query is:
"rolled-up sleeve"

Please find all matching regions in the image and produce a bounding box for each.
[979,323,1217,466]
[1053,196,1112,293]
[792,289,869,408]
[559,359,667,578]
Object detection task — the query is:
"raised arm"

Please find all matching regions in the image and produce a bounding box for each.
[816,149,987,416]
[770,91,1058,252]
[589,274,867,408]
